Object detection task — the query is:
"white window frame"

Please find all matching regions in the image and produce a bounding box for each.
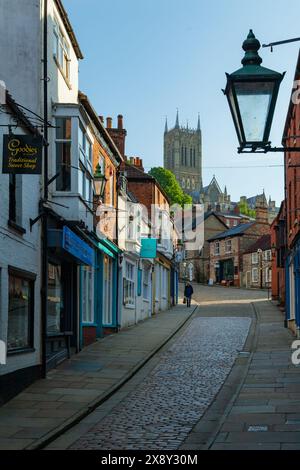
[81,266,94,324]
[252,252,258,264]
[124,262,135,307]
[215,241,220,256]
[252,267,259,283]
[225,239,232,254]
[53,17,70,81]
[143,268,150,301]
[264,250,272,262]
[265,267,272,283]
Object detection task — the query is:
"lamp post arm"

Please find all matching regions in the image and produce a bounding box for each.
[262,37,300,51]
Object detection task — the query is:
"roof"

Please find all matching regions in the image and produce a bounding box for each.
[78,91,123,163]
[55,0,84,59]
[208,222,255,242]
[244,235,271,254]
[204,211,230,228]
[5,92,41,136]
[125,163,171,204]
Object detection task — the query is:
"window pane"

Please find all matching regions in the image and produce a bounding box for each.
[56,142,71,191]
[56,118,71,140]
[8,275,32,351]
[47,264,63,334]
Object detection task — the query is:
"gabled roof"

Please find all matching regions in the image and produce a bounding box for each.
[208,222,255,242]
[204,211,229,228]
[244,235,271,254]
[202,176,222,195]
[124,163,170,204]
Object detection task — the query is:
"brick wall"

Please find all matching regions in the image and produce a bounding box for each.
[82,326,97,347]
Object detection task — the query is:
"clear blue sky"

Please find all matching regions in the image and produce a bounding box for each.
[64,0,300,206]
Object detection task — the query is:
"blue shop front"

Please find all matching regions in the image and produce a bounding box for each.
[286,238,300,335]
[47,223,94,370]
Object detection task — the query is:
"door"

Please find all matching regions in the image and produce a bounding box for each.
[103,255,113,325]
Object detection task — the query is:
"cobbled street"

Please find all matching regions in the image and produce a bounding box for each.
[46,285,270,450]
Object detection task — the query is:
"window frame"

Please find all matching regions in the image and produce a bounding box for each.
[252,267,259,283]
[53,16,71,82]
[225,239,232,254]
[123,262,135,308]
[81,266,94,324]
[214,241,220,256]
[7,267,36,354]
[55,117,72,192]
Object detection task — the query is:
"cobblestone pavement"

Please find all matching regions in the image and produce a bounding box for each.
[71,316,251,450]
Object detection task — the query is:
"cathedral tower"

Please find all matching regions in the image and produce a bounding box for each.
[163,111,202,201]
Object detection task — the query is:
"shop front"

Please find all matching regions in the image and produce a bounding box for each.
[47,223,94,370]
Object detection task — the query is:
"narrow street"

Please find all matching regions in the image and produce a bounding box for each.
[44,284,300,451]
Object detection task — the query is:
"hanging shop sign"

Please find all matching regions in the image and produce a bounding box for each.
[140,238,157,259]
[2,134,43,174]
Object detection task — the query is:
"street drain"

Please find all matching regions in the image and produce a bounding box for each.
[248,426,268,432]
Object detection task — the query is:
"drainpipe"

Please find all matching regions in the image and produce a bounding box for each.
[116,166,120,331]
[41,0,49,378]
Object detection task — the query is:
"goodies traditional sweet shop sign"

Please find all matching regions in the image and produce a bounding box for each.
[2,134,43,174]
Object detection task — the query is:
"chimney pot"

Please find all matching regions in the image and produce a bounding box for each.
[106,117,112,129]
[118,114,123,130]
[99,115,104,123]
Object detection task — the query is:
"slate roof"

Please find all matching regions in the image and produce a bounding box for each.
[208,222,255,242]
[244,235,271,254]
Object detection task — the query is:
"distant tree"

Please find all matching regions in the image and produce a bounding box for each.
[149,167,192,206]
[238,201,256,218]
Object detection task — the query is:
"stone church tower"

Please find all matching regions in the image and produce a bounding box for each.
[164,111,202,201]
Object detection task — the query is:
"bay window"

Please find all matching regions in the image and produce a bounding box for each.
[56,117,71,191]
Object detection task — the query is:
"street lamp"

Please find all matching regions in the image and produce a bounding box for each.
[94,163,107,201]
[224,30,285,153]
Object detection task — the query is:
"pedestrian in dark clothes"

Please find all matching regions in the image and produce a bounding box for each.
[184,283,194,307]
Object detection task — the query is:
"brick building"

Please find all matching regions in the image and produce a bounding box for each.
[270,201,286,307]
[208,200,270,287]
[242,235,272,289]
[281,50,300,335]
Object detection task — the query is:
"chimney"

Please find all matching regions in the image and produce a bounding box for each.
[106,114,127,159]
[118,114,123,130]
[106,117,112,129]
[255,198,269,225]
[99,115,104,124]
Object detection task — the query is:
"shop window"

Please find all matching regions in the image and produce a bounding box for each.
[82,266,94,323]
[143,268,150,301]
[124,262,135,307]
[47,263,63,334]
[56,117,71,191]
[7,268,35,352]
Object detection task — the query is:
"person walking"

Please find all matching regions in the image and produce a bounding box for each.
[184,283,194,308]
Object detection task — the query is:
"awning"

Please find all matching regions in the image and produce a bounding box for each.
[98,237,122,259]
[48,226,94,266]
